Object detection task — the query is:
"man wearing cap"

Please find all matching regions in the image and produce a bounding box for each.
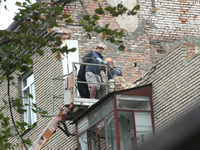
[82,44,112,99]
[105,58,123,77]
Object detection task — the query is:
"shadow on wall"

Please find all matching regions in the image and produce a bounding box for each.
[136,104,200,150]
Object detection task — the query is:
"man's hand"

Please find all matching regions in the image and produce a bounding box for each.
[91,57,96,60]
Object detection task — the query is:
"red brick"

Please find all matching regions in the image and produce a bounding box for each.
[180,9,188,12]
[184,43,195,47]
[179,18,187,22]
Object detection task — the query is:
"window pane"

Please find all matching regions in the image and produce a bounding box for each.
[77,115,89,134]
[87,126,97,150]
[22,73,36,126]
[135,112,153,147]
[23,87,30,124]
[105,112,116,150]
[30,83,37,124]
[89,106,101,126]
[22,73,34,89]
[22,78,27,88]
[118,111,135,150]
[97,121,106,149]
[78,132,88,150]
[117,95,150,110]
[101,96,113,117]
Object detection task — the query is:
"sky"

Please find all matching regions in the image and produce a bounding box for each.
[0,0,35,30]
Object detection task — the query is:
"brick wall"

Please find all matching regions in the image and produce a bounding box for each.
[0,47,77,149]
[57,0,154,84]
[138,0,200,56]
[60,0,200,84]
[2,0,200,149]
[139,44,200,133]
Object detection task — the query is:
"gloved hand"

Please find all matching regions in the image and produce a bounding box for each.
[91,57,96,60]
[96,58,103,63]
[91,57,102,63]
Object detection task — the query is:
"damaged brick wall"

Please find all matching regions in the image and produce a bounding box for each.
[57,0,200,85]
[55,0,153,84]
[138,0,200,60]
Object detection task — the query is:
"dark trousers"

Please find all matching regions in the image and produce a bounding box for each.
[77,77,90,98]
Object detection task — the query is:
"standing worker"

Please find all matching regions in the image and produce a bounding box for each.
[82,44,112,99]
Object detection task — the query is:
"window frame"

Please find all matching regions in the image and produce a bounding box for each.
[76,85,155,150]
[21,72,37,126]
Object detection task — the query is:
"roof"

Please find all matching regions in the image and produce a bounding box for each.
[72,84,152,123]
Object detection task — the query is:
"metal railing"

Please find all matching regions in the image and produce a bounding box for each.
[51,62,110,113]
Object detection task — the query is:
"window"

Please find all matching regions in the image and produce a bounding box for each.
[22,73,37,126]
[76,85,154,150]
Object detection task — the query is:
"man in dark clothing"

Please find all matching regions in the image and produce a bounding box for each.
[82,44,112,99]
[105,58,123,77]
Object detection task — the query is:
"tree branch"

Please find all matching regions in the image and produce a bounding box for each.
[7,78,28,150]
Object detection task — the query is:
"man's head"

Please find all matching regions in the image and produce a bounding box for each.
[105,58,114,67]
[95,44,105,54]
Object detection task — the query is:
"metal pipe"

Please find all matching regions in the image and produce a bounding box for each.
[105,65,108,94]
[52,79,55,113]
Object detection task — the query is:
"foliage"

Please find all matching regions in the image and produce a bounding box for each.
[0,0,139,149]
[80,2,140,51]
[0,0,70,149]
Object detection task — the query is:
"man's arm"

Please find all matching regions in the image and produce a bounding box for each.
[82,51,93,62]
[112,67,123,77]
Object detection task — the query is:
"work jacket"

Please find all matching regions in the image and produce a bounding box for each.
[83,51,104,77]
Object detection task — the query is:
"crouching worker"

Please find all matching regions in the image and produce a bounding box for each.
[105,58,123,77]
[82,44,112,99]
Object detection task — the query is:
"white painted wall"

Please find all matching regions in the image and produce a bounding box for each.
[61,40,79,75]
[107,0,139,32]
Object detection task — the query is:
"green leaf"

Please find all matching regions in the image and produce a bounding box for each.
[133,5,140,10]
[20,126,26,131]
[22,54,31,59]
[68,48,76,52]
[83,25,90,32]
[27,59,33,64]
[15,2,21,7]
[105,6,112,11]
[24,139,32,145]
[95,8,104,15]
[65,19,73,23]
[118,45,125,51]
[79,19,85,25]
[37,108,48,114]
[17,108,27,114]
[26,0,31,3]
[83,15,91,21]
[92,14,100,20]
[117,3,123,8]
[0,113,4,119]
[62,14,70,18]
[28,94,33,99]
[7,76,14,81]
[16,121,28,127]
[131,12,137,15]
[4,5,7,10]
